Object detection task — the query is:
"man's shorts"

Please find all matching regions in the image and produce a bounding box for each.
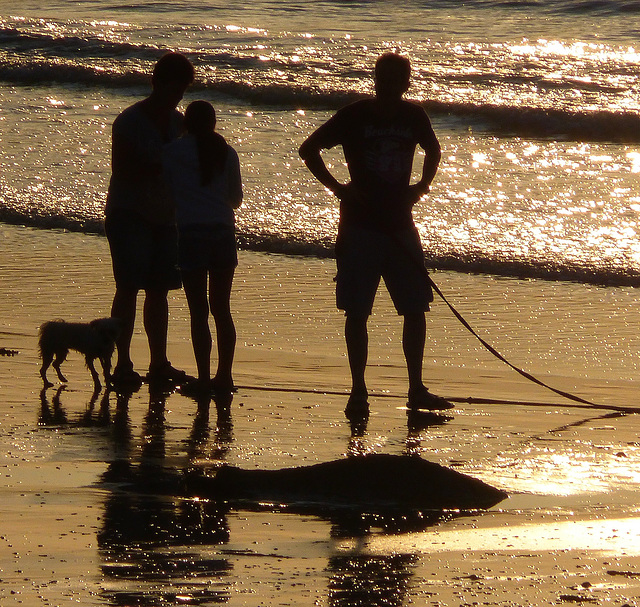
[105,208,181,291]
[335,226,433,316]
[178,224,238,273]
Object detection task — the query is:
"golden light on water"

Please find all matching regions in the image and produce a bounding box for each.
[2,8,640,288]
[486,444,640,497]
[627,151,640,173]
[369,516,640,556]
[511,39,640,64]
[362,442,640,557]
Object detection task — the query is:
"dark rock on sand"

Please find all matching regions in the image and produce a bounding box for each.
[186,453,507,511]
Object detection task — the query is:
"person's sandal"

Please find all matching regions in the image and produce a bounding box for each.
[146,362,191,384]
[344,392,369,420]
[110,365,143,389]
[407,387,454,411]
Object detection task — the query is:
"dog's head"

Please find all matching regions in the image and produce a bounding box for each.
[90,317,123,343]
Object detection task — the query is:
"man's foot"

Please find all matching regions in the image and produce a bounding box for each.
[407,386,455,411]
[110,365,143,390]
[146,362,191,385]
[344,391,369,420]
[211,376,237,395]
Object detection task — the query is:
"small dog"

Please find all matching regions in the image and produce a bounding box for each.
[39,317,121,390]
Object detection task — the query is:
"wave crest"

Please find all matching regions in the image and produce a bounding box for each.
[2,206,638,287]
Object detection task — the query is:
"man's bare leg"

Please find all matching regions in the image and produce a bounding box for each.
[345,313,369,405]
[404,311,453,410]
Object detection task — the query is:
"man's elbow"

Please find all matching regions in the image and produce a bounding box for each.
[231,188,243,209]
[298,139,317,162]
[429,143,442,168]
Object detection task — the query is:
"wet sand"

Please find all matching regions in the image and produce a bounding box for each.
[1,223,640,606]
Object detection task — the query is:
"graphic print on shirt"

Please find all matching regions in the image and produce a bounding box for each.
[362,125,415,187]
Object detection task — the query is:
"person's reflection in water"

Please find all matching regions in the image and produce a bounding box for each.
[141,383,168,461]
[110,388,134,462]
[325,408,457,606]
[79,388,112,428]
[184,391,234,467]
[405,408,454,456]
[98,386,232,605]
[185,394,212,465]
[346,405,369,457]
[213,392,234,456]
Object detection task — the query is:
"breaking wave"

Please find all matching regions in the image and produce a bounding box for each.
[1,203,638,287]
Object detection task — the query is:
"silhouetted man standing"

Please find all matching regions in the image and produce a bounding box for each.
[105,52,194,388]
[299,52,453,415]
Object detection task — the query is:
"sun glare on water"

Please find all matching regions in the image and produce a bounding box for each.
[368,516,640,556]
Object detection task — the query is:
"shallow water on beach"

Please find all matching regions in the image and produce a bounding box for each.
[4,379,640,605]
[2,224,640,606]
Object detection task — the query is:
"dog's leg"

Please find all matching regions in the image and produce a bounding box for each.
[86,356,102,391]
[99,356,112,387]
[40,351,55,388]
[52,350,68,383]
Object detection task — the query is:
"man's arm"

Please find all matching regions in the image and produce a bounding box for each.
[111,116,161,182]
[298,129,346,197]
[408,116,441,205]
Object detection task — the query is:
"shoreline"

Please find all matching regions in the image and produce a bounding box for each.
[1,222,640,606]
[4,210,640,289]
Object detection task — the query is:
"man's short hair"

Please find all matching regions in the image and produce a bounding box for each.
[375,53,411,94]
[152,52,195,86]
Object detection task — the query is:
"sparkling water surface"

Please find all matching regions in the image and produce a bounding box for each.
[2,0,640,282]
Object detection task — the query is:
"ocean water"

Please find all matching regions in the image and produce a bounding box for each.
[1,0,640,285]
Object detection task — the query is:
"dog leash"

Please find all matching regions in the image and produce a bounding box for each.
[426,275,599,407]
[384,227,602,407]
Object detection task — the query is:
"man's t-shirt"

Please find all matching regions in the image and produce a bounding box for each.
[105,101,183,226]
[315,98,437,232]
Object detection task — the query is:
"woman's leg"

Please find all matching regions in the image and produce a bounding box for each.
[209,267,236,390]
[182,269,212,383]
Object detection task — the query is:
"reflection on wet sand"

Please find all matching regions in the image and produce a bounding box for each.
[36,385,507,606]
[39,385,233,605]
[329,412,444,607]
[100,387,232,606]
